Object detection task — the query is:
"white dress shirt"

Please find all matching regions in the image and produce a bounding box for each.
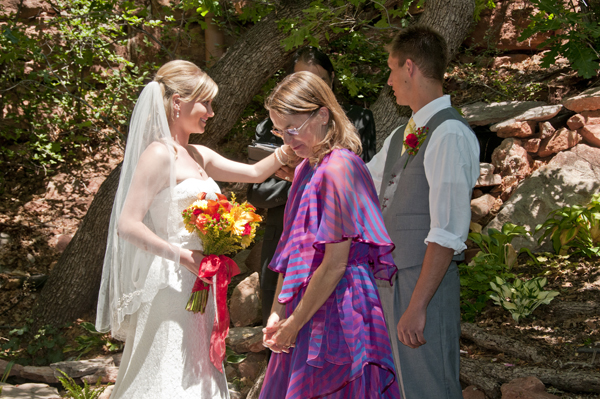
[367,95,480,254]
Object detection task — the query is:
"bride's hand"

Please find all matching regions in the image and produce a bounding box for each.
[280,145,302,167]
[180,250,212,284]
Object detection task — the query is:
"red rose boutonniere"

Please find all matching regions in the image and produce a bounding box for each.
[403,126,429,156]
[403,126,429,168]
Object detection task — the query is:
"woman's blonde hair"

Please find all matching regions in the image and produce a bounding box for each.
[265,71,361,165]
[154,60,218,121]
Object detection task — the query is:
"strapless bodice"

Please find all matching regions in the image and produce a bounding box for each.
[149,178,221,250]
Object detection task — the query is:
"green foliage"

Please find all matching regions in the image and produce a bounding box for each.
[64,322,122,360]
[0,0,180,170]
[459,253,516,321]
[329,32,389,104]
[225,346,246,364]
[1,322,66,366]
[469,223,534,269]
[535,194,600,257]
[459,223,535,321]
[519,0,600,79]
[489,276,559,323]
[474,0,496,22]
[57,369,106,399]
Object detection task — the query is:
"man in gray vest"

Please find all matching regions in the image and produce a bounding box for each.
[367,26,480,398]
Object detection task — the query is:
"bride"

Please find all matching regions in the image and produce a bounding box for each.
[95,60,293,398]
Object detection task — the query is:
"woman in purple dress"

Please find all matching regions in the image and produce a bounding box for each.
[260,71,402,399]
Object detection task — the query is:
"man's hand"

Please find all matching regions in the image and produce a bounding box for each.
[397,304,427,349]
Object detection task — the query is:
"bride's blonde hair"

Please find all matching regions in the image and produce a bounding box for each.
[265,71,361,165]
[154,60,218,122]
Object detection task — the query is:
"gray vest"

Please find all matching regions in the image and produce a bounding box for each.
[379,107,472,270]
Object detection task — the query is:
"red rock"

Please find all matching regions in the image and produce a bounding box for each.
[538,121,555,140]
[522,138,541,153]
[0,359,23,377]
[237,352,267,381]
[476,174,502,188]
[567,114,585,130]
[230,272,261,328]
[1,0,54,19]
[463,385,486,399]
[501,376,559,399]
[245,241,263,274]
[500,176,520,202]
[497,121,536,138]
[472,189,484,199]
[581,124,600,148]
[471,194,496,222]
[563,86,600,112]
[567,111,600,130]
[465,1,554,51]
[80,365,119,384]
[491,138,532,177]
[492,54,530,68]
[537,128,582,157]
[580,110,600,124]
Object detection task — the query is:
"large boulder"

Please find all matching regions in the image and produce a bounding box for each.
[465,0,554,51]
[461,101,546,127]
[563,86,600,113]
[486,144,600,252]
[490,105,562,132]
[491,138,532,177]
[230,272,262,327]
[537,128,581,157]
[581,124,600,148]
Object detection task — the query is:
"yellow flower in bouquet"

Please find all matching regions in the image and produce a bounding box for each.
[181,192,262,313]
[180,192,263,372]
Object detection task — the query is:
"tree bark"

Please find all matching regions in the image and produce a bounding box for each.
[461,323,547,364]
[33,165,121,328]
[194,0,384,147]
[32,1,390,327]
[460,358,600,399]
[371,0,475,146]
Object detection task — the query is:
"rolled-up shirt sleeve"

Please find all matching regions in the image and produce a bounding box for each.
[424,120,480,254]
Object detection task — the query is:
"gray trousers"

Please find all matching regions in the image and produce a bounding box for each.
[378,262,462,399]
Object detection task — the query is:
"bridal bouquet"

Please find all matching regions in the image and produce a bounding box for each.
[182,192,262,313]
[181,192,262,372]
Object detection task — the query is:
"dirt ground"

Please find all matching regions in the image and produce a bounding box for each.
[0,53,599,398]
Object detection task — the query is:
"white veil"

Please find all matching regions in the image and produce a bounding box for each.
[96,81,180,340]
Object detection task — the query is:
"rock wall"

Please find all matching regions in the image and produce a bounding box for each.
[465,86,600,251]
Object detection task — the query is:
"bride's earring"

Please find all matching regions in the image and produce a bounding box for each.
[176,109,180,119]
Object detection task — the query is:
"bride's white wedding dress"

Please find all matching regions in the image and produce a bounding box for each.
[110,178,229,399]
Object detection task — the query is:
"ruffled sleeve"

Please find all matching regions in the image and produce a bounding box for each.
[270,149,397,303]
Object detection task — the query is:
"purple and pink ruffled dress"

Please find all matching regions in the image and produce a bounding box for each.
[260,149,402,399]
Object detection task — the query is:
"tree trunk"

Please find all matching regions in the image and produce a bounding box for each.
[371,0,475,146]
[32,1,389,328]
[193,0,384,147]
[33,165,121,327]
[461,323,547,363]
[460,358,600,399]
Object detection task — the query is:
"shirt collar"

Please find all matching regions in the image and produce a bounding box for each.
[412,95,451,128]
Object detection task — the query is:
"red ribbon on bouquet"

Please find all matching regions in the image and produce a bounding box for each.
[192,254,240,373]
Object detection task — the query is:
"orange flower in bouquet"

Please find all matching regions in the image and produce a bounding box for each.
[182,192,262,312]
[181,191,262,372]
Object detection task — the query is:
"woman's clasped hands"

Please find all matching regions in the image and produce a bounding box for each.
[262,308,299,354]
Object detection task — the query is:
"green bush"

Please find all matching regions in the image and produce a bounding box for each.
[535,193,600,257]
[489,276,559,323]
[519,0,600,79]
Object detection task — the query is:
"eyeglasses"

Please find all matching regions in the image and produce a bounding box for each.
[271,110,316,138]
